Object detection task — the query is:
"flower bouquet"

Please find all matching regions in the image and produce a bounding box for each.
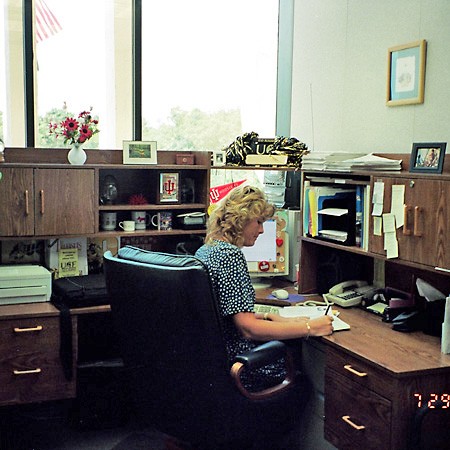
[49,108,100,145]
[49,108,100,164]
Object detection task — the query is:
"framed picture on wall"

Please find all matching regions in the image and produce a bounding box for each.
[123,140,157,164]
[410,142,446,174]
[386,40,427,106]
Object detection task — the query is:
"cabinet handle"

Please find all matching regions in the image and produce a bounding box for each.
[25,190,29,215]
[344,364,367,377]
[13,325,43,333]
[413,206,422,237]
[40,189,45,214]
[13,368,42,375]
[342,415,366,430]
[403,205,412,235]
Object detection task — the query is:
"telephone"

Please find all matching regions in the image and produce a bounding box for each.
[323,280,376,307]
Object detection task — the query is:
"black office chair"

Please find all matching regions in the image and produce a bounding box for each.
[103,246,310,450]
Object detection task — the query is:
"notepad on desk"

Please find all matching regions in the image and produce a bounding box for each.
[279,305,351,331]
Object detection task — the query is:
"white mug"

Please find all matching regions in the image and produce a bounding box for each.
[101,212,117,231]
[119,220,136,232]
[151,212,173,231]
[131,211,150,230]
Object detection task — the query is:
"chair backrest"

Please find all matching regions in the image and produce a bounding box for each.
[103,246,240,439]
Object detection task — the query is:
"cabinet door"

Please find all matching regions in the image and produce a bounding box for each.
[370,177,450,268]
[0,168,35,236]
[34,168,96,235]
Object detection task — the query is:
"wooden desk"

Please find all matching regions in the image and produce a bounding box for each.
[2,300,449,449]
[320,307,450,450]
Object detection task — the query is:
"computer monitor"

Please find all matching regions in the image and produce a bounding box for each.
[242,209,289,289]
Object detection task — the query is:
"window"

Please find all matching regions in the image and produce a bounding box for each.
[1,1,291,150]
[34,0,132,149]
[141,0,279,151]
[1,0,25,146]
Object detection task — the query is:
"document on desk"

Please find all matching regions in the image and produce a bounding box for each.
[279,306,351,331]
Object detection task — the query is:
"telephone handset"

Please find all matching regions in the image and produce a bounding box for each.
[323,280,376,307]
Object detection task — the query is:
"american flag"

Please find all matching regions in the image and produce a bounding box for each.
[35,0,62,43]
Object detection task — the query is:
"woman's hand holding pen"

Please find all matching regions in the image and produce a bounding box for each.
[308,315,334,336]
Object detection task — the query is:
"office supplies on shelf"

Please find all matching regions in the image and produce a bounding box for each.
[303,184,356,242]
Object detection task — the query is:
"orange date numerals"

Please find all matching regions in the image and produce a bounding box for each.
[414,393,450,408]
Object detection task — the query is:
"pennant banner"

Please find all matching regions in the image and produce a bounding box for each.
[209,180,246,204]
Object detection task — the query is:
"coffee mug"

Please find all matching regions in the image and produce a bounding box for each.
[131,211,150,230]
[100,212,117,231]
[119,220,136,232]
[151,212,173,231]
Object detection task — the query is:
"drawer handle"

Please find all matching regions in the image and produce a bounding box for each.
[413,206,422,237]
[342,415,365,430]
[13,368,42,375]
[40,189,45,214]
[403,205,412,235]
[13,325,43,333]
[344,364,367,377]
[25,190,29,215]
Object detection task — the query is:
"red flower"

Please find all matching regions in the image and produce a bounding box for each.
[63,117,79,130]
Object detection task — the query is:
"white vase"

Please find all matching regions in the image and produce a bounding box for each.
[67,143,87,165]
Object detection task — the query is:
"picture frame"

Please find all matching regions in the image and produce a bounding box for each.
[157,172,180,203]
[386,40,427,106]
[123,140,157,164]
[409,142,446,174]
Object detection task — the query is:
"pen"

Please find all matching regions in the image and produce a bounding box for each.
[324,304,332,315]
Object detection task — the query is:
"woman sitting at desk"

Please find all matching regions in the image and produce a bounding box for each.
[195,184,333,390]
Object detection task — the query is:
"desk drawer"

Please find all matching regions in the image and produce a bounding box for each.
[0,317,60,353]
[324,368,392,450]
[327,347,395,398]
[0,316,76,405]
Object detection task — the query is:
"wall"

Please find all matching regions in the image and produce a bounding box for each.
[290,0,450,154]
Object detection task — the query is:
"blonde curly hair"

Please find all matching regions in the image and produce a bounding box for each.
[205,185,275,247]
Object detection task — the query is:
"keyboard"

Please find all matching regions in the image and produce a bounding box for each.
[254,304,281,315]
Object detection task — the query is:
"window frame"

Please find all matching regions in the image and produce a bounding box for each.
[16,0,293,147]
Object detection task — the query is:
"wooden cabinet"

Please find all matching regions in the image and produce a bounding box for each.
[369,176,450,269]
[0,303,76,406]
[0,167,95,237]
[0,149,210,249]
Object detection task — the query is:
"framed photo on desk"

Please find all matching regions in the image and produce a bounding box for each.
[157,172,180,203]
[410,142,446,174]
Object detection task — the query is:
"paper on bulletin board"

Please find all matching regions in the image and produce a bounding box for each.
[371,181,384,216]
[391,185,405,228]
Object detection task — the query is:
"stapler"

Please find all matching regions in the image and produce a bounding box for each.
[391,310,423,332]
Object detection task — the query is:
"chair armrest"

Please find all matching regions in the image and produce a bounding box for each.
[234,340,287,370]
[230,340,296,400]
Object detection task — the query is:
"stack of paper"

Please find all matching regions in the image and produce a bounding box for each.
[301,152,366,171]
[302,152,402,172]
[345,153,402,171]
